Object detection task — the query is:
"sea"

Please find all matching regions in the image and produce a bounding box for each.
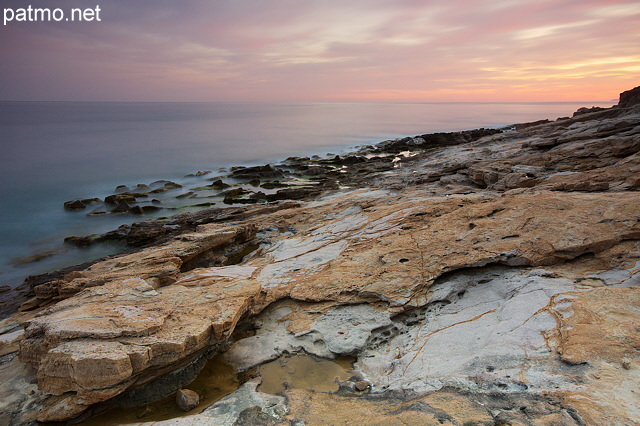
[0,100,615,288]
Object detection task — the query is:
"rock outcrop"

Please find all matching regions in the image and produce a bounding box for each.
[618,84,640,108]
[0,87,639,425]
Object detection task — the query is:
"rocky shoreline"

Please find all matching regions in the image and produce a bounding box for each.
[0,86,639,425]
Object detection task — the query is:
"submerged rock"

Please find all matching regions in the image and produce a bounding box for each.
[208,179,230,189]
[230,164,285,180]
[63,198,101,210]
[175,389,200,411]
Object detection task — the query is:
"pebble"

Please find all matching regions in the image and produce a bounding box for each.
[355,381,371,391]
[176,389,200,412]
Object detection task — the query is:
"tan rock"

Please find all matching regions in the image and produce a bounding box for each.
[354,380,370,391]
[13,188,640,421]
[553,286,640,365]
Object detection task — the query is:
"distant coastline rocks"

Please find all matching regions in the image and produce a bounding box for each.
[618,84,640,108]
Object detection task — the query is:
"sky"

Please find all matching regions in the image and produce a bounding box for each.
[1,0,638,102]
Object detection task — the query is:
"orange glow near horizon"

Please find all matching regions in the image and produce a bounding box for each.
[1,0,639,102]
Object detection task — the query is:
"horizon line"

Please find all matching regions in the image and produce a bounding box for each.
[0,99,618,105]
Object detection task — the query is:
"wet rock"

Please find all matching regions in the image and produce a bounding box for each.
[188,202,216,208]
[175,389,199,412]
[115,185,129,193]
[149,182,183,194]
[248,191,268,201]
[354,381,370,391]
[63,200,86,210]
[317,155,344,165]
[230,164,284,180]
[64,198,101,210]
[122,221,172,246]
[148,188,168,194]
[304,165,330,176]
[284,156,310,164]
[222,188,251,204]
[186,171,212,178]
[64,235,99,247]
[130,205,162,215]
[260,181,289,189]
[111,201,132,214]
[105,194,137,205]
[209,179,230,189]
[11,248,65,265]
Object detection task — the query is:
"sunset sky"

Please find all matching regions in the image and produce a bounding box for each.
[1,0,638,102]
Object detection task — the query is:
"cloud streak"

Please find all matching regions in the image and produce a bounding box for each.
[1,0,638,101]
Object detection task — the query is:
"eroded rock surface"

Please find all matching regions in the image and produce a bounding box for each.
[0,87,639,424]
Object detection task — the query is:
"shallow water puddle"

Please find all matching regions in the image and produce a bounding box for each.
[80,353,353,424]
[81,354,239,425]
[257,353,354,394]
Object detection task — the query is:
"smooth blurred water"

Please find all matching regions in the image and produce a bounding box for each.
[0,100,614,287]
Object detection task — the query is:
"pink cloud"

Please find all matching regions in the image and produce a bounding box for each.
[1,0,638,101]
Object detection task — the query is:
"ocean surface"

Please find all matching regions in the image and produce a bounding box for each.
[0,100,615,288]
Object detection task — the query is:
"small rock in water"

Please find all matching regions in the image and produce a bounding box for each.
[354,381,370,391]
[64,198,101,210]
[63,200,86,210]
[111,201,132,214]
[136,405,152,419]
[209,179,230,189]
[176,389,199,412]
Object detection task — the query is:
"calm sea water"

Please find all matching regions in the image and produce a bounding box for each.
[0,100,614,287]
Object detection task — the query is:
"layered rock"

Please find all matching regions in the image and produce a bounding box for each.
[0,86,639,424]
